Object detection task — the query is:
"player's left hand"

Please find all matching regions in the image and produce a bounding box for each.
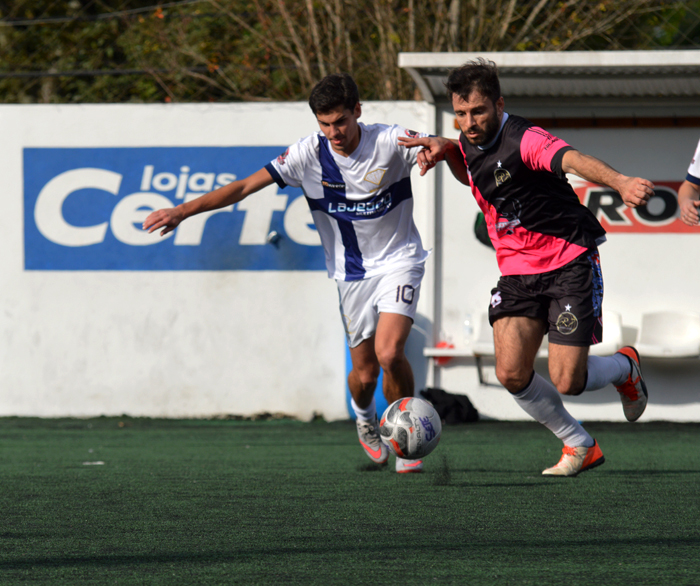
[619,177,655,208]
[680,198,700,226]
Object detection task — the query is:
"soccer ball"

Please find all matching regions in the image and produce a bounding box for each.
[379,397,442,459]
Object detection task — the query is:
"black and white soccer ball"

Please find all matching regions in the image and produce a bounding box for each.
[379,397,442,459]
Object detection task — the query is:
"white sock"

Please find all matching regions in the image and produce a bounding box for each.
[584,354,631,391]
[513,372,594,448]
[351,397,377,422]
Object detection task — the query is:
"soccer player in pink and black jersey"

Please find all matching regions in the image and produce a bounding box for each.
[400,58,654,477]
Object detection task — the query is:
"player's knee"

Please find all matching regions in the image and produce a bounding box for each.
[375,345,405,373]
[358,370,380,390]
[496,365,531,394]
[351,363,380,389]
[553,376,585,396]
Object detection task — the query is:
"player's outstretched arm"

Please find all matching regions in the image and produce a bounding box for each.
[142,167,275,236]
[678,180,700,226]
[398,135,470,184]
[561,150,655,208]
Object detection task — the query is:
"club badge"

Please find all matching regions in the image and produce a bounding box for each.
[342,313,355,336]
[494,160,511,187]
[556,305,579,335]
[364,168,386,186]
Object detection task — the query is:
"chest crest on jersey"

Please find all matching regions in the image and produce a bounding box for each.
[364,168,386,187]
[494,160,512,187]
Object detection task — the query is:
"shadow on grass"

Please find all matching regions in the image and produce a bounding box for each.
[356,462,387,472]
[600,469,700,476]
[3,535,700,570]
[449,481,544,489]
[432,454,451,486]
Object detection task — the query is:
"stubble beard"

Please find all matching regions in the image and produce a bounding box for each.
[465,114,500,147]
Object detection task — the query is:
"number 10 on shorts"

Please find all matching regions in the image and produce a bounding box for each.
[396,284,415,304]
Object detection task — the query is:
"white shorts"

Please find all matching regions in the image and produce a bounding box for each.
[337,264,425,348]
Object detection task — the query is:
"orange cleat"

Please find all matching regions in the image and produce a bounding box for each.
[542,440,605,477]
[615,346,648,422]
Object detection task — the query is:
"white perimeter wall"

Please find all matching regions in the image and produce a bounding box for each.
[2,100,699,422]
[435,104,700,422]
[0,101,433,421]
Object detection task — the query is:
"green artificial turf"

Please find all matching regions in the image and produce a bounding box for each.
[1,417,699,585]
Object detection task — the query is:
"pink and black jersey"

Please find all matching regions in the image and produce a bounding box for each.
[459,114,606,276]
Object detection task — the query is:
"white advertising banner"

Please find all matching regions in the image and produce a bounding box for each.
[2,100,698,422]
[0,101,433,420]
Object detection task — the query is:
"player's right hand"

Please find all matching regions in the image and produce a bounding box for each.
[142,207,184,236]
[398,135,454,175]
[618,176,655,208]
[417,150,436,176]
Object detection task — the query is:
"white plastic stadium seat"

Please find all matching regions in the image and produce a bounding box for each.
[471,312,549,357]
[448,309,622,358]
[635,311,700,358]
[472,312,495,356]
[590,310,624,356]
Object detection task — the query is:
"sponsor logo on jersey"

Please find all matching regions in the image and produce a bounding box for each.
[276,148,290,165]
[404,129,420,138]
[542,135,559,151]
[493,194,521,233]
[321,180,346,190]
[495,217,521,233]
[24,147,324,271]
[327,193,392,216]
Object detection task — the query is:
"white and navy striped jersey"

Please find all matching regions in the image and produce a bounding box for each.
[265,122,429,281]
[687,137,700,185]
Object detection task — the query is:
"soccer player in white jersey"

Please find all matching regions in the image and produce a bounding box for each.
[143,74,430,474]
[679,137,700,227]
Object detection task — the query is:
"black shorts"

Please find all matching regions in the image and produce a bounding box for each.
[488,249,604,347]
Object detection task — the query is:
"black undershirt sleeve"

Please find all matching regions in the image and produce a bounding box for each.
[549,145,576,179]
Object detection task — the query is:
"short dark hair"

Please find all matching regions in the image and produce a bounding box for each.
[445,58,501,104]
[308,73,360,115]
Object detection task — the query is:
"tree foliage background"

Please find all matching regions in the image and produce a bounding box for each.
[1,0,699,103]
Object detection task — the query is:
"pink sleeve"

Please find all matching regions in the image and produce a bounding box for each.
[520,127,570,172]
